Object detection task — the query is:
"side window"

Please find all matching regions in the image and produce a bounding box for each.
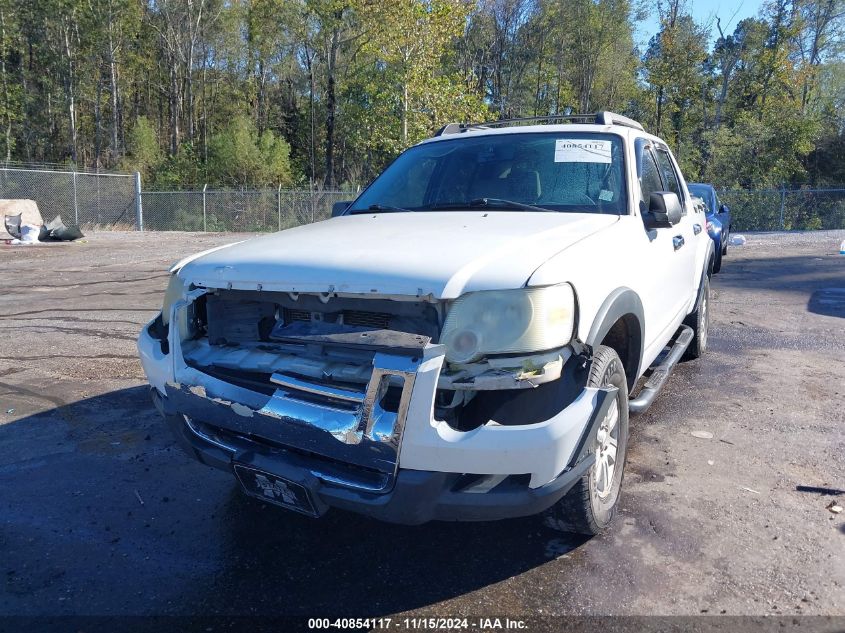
[639,147,664,206]
[655,148,682,200]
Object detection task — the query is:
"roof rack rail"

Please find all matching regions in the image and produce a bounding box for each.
[595,111,645,131]
[434,111,644,136]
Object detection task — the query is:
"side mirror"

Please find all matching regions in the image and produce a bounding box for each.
[644,192,683,229]
[719,203,729,215]
[332,200,352,217]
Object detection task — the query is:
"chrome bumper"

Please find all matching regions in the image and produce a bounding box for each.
[162,341,442,492]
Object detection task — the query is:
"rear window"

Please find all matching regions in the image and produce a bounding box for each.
[688,184,715,213]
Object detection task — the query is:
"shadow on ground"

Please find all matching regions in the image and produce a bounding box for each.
[714,253,844,297]
[807,287,845,319]
[0,387,587,616]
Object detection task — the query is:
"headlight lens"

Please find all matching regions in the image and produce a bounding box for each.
[161,273,185,326]
[441,284,575,364]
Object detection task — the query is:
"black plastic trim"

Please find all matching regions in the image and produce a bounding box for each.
[585,287,645,382]
[457,351,592,427]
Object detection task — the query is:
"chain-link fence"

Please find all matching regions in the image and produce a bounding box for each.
[0,167,138,228]
[3,164,845,233]
[140,188,355,232]
[0,166,353,232]
[718,188,845,231]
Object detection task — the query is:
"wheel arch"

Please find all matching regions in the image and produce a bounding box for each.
[584,287,645,388]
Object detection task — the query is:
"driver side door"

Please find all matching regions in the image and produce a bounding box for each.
[635,139,692,350]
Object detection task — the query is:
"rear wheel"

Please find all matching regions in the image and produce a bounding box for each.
[547,345,629,535]
[683,274,710,360]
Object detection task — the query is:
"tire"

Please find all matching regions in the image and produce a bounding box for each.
[713,248,722,274]
[547,345,629,536]
[722,230,729,255]
[683,274,710,360]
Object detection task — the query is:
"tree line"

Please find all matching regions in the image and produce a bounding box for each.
[0,0,842,191]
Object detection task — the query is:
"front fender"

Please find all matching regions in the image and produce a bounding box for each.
[583,287,645,383]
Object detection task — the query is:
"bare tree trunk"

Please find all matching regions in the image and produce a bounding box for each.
[106,6,120,158]
[185,0,205,143]
[402,82,408,144]
[714,74,729,130]
[534,27,544,116]
[0,7,12,161]
[655,86,664,135]
[304,44,316,182]
[713,19,736,132]
[169,63,179,155]
[324,21,340,188]
[186,1,195,142]
[95,74,103,167]
[257,58,267,133]
[202,40,208,162]
[799,0,838,112]
[62,18,78,163]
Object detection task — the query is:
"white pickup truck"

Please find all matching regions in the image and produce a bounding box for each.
[138,112,714,534]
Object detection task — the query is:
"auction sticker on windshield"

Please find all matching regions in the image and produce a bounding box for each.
[554,139,612,163]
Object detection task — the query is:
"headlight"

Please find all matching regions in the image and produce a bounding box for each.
[441,284,576,364]
[161,273,185,326]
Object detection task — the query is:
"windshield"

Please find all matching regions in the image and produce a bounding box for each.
[348,132,628,215]
[688,184,715,213]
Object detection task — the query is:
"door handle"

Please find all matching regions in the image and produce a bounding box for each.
[693,223,702,235]
[673,235,685,250]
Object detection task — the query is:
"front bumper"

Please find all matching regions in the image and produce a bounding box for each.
[139,316,616,523]
[153,387,612,524]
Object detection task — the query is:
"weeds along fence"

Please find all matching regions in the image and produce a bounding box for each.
[140,188,355,232]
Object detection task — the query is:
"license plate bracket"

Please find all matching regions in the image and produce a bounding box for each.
[233,463,319,517]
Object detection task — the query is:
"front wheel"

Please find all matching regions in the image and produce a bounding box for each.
[547,345,629,535]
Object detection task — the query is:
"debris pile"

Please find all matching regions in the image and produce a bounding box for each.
[2,199,84,244]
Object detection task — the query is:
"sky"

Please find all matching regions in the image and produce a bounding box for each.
[635,0,767,49]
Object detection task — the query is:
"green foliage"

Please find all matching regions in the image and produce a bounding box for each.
[206,115,293,188]
[150,143,206,191]
[706,111,816,188]
[349,0,490,156]
[0,0,844,229]
[122,117,161,179]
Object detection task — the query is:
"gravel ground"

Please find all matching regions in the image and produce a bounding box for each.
[0,229,843,624]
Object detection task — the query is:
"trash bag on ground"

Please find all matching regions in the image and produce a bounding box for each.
[38,215,84,241]
[4,212,84,242]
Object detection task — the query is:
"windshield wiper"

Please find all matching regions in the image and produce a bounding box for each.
[425,198,552,213]
[469,198,553,212]
[349,204,413,214]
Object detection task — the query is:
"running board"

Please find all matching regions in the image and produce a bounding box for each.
[628,325,694,415]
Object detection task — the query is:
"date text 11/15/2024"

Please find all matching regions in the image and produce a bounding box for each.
[307,617,528,630]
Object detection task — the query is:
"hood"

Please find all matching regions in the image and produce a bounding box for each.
[178,211,617,299]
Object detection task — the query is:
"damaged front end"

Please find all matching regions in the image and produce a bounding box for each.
[138,278,614,524]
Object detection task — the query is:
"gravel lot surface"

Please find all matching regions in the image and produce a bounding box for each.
[0,230,843,622]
